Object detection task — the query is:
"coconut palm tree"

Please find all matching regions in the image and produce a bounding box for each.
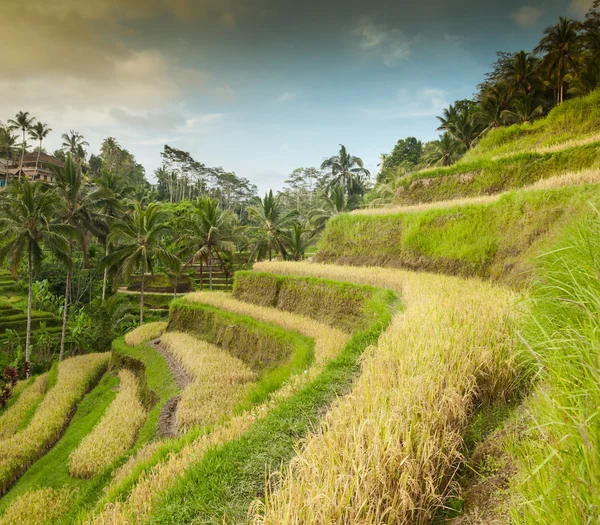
[505,51,541,96]
[321,145,370,192]
[28,122,52,172]
[309,185,351,233]
[247,190,297,261]
[423,134,464,167]
[96,171,133,300]
[284,222,312,261]
[0,127,18,186]
[53,154,110,360]
[475,88,509,133]
[0,181,71,376]
[61,130,89,164]
[535,17,583,105]
[105,201,178,326]
[179,197,237,290]
[501,93,545,124]
[7,111,36,176]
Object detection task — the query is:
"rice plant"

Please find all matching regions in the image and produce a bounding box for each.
[0,374,48,439]
[253,262,519,524]
[160,332,255,431]
[0,353,109,494]
[124,321,168,347]
[69,369,147,478]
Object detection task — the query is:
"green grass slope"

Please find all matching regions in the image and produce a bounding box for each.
[396,90,600,204]
[318,183,600,287]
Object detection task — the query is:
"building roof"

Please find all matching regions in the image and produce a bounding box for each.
[22,152,65,167]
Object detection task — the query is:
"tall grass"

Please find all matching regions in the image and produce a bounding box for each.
[506,212,600,523]
[0,373,48,439]
[68,369,148,479]
[160,332,255,431]
[124,321,168,347]
[253,262,519,524]
[0,353,109,494]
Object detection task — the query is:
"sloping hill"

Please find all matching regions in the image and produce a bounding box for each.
[395,90,600,205]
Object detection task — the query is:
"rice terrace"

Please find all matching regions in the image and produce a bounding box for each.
[1,1,600,524]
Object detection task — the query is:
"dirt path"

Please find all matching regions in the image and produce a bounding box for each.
[148,338,191,438]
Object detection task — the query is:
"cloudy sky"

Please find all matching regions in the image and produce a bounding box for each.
[2,0,591,193]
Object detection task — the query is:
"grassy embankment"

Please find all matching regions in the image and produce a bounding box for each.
[318,182,600,287]
[394,90,600,204]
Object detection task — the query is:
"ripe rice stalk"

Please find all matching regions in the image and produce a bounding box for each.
[69,369,148,478]
[0,353,110,494]
[124,322,168,347]
[253,262,520,524]
[160,332,256,431]
[0,486,74,525]
[185,292,349,365]
[87,412,261,525]
[87,300,348,523]
[0,374,48,439]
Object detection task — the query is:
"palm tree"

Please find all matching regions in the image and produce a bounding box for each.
[475,88,509,133]
[423,134,464,167]
[309,185,351,233]
[96,171,133,300]
[247,190,297,261]
[535,18,583,105]
[0,181,71,376]
[7,111,36,177]
[321,145,370,192]
[28,122,52,172]
[100,137,121,173]
[285,222,312,261]
[179,197,236,291]
[61,130,89,164]
[505,51,541,96]
[53,154,110,360]
[0,128,18,186]
[501,93,545,124]
[105,201,177,326]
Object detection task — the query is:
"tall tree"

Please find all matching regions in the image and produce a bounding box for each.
[423,134,464,167]
[0,181,71,376]
[61,130,89,164]
[321,145,370,193]
[96,171,133,300]
[247,190,297,261]
[383,137,423,171]
[28,122,52,172]
[53,154,109,360]
[179,197,237,290]
[105,202,177,326]
[535,17,583,105]
[8,111,36,176]
[309,185,352,233]
[0,127,18,186]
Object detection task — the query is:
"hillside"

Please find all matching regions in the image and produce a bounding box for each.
[394,90,600,205]
[1,101,599,525]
